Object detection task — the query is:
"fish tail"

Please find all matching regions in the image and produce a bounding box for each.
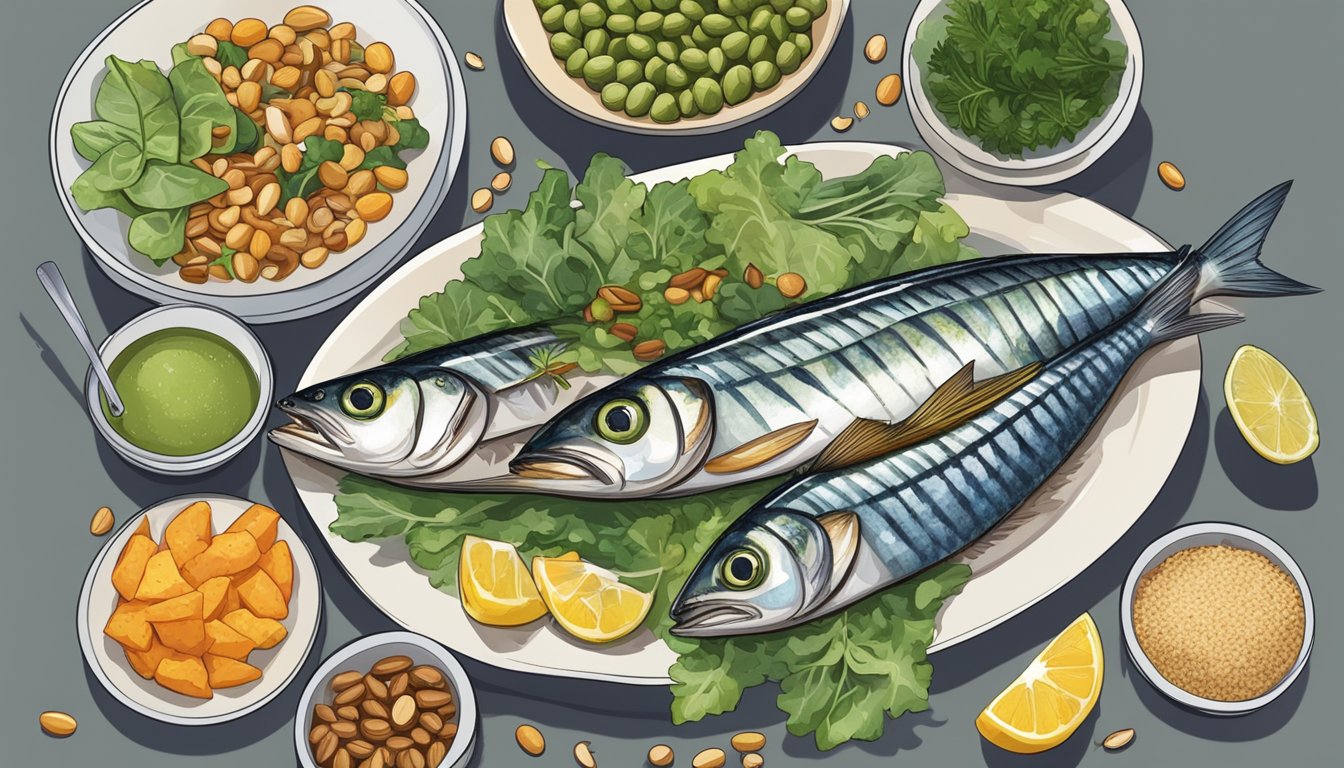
[1142,253,1245,345]
[1192,181,1319,299]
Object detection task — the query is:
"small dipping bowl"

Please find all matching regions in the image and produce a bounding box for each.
[85,303,273,475]
[295,631,478,768]
[1120,522,1314,716]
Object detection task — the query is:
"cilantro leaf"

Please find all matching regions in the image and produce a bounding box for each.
[387,280,528,360]
[345,88,388,121]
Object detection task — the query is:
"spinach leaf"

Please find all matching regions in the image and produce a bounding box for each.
[625,180,710,278]
[215,41,248,69]
[70,120,138,162]
[124,160,227,210]
[85,140,145,192]
[128,208,188,265]
[170,56,237,161]
[95,56,179,165]
[356,146,406,172]
[170,42,194,67]
[346,89,387,121]
[275,136,345,204]
[387,281,529,360]
[71,171,148,218]
[230,108,261,154]
[391,117,429,152]
[572,153,644,288]
[794,152,944,258]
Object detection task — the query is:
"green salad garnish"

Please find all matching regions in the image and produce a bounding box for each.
[333,131,980,749]
[921,0,1127,157]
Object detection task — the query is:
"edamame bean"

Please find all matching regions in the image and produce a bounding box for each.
[541,5,567,32]
[691,25,718,48]
[563,8,583,36]
[680,33,697,49]
[616,58,643,85]
[662,12,691,36]
[608,0,636,14]
[578,2,607,29]
[677,88,699,117]
[584,28,611,57]
[534,0,563,9]
[627,32,656,59]
[550,31,581,59]
[708,46,726,74]
[650,92,679,123]
[797,0,827,16]
[625,81,657,116]
[566,48,590,77]
[636,11,663,32]
[751,59,780,89]
[748,7,773,34]
[791,32,812,58]
[601,81,629,111]
[665,61,691,88]
[584,54,617,87]
[679,0,706,22]
[653,0,679,10]
[769,0,791,12]
[701,13,735,37]
[632,0,653,11]
[776,40,800,73]
[722,30,749,59]
[785,6,812,31]
[766,14,788,44]
[644,56,668,85]
[608,36,629,59]
[657,40,678,61]
[747,34,773,62]
[722,64,752,104]
[692,76,724,113]
[606,13,636,34]
[680,48,709,72]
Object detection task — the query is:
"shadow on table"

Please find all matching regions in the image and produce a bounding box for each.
[1123,654,1308,741]
[494,6,854,175]
[979,705,1101,768]
[929,389,1210,695]
[1052,106,1154,219]
[1213,407,1317,510]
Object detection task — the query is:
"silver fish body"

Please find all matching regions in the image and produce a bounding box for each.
[270,325,598,482]
[668,184,1313,636]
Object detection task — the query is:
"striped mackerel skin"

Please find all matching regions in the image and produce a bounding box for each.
[768,312,1153,583]
[397,325,561,391]
[659,253,1174,460]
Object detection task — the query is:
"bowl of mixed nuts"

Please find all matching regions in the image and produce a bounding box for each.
[51,0,466,323]
[295,631,477,768]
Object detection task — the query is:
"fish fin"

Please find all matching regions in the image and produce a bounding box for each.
[809,360,1044,473]
[1143,253,1247,345]
[704,419,818,474]
[1192,182,1319,299]
[680,379,713,455]
[817,511,860,586]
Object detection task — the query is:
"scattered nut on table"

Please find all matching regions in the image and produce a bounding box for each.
[1158,162,1185,190]
[39,711,78,737]
[515,724,545,756]
[864,34,888,63]
[731,731,766,752]
[491,172,512,193]
[90,506,114,536]
[573,740,596,768]
[464,52,485,70]
[491,137,516,167]
[647,744,674,766]
[692,747,726,768]
[1102,728,1136,750]
[876,73,902,106]
[471,188,494,214]
[831,115,854,132]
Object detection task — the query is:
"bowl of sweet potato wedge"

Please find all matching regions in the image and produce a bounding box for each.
[78,494,321,724]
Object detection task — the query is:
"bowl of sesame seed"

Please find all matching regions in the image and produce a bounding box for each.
[1120,522,1314,716]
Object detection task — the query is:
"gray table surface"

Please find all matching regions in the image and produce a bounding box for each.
[3,1,1339,766]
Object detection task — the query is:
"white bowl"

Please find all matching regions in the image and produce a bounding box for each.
[1120,522,1314,716]
[49,0,467,323]
[903,0,1143,186]
[77,494,323,725]
[85,303,273,475]
[294,632,478,768]
[503,0,851,135]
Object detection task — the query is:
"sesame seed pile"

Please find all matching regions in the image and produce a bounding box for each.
[1133,544,1304,701]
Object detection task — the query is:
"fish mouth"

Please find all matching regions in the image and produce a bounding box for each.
[509,449,619,486]
[669,601,763,636]
[270,401,347,453]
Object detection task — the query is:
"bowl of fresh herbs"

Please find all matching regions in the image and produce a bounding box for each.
[902,0,1142,186]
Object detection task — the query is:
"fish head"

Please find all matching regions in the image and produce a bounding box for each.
[670,508,842,637]
[271,366,487,474]
[507,376,713,496]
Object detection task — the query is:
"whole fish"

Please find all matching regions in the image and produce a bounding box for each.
[669,184,1312,636]
[270,325,600,481]
[508,185,1314,499]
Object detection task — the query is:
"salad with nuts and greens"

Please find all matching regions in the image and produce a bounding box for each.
[537,0,829,124]
[69,5,430,286]
[333,131,980,749]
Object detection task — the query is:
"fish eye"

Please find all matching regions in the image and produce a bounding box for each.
[340,381,385,419]
[595,398,648,444]
[721,548,764,590]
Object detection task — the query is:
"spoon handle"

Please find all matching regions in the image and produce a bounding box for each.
[36,261,125,416]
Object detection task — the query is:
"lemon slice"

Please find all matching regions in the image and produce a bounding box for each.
[976,613,1103,754]
[1224,345,1318,464]
[458,535,548,627]
[531,556,652,643]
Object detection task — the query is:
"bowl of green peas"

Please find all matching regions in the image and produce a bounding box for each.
[504,0,848,133]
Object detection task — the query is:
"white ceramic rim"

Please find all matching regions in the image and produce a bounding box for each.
[76,493,324,725]
[84,303,274,475]
[48,0,468,323]
[1119,522,1315,715]
[293,631,478,768]
[902,0,1144,185]
[502,0,852,136]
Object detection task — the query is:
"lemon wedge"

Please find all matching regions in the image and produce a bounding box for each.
[976,613,1103,754]
[531,556,652,643]
[458,535,548,626]
[1224,345,1318,464]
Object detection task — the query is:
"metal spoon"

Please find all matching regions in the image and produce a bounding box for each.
[36,261,125,416]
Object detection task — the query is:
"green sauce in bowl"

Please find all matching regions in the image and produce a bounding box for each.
[99,327,259,456]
